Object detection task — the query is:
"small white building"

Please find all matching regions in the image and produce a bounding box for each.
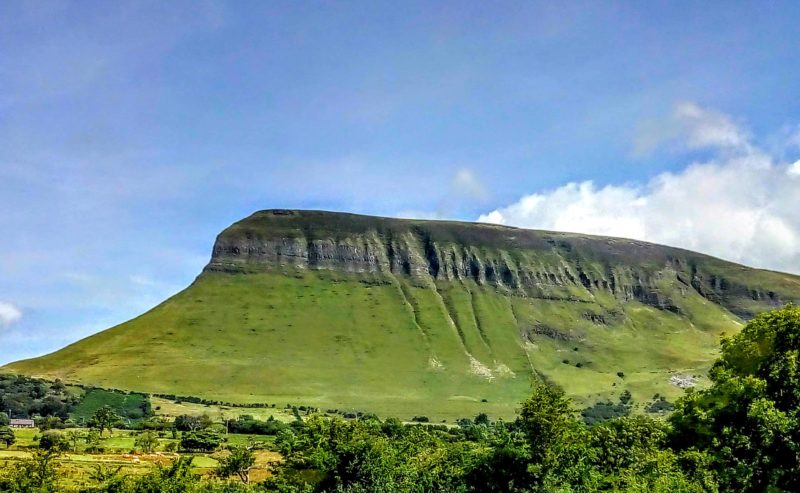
[9,418,35,429]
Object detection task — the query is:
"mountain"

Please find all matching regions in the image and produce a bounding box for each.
[6,210,800,419]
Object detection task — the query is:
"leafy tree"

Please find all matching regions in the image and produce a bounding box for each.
[518,382,576,481]
[64,430,83,453]
[89,405,120,437]
[0,411,9,426]
[36,416,64,431]
[38,430,69,452]
[135,430,160,453]
[670,305,800,492]
[216,445,257,483]
[0,426,15,448]
[465,424,533,492]
[473,412,490,426]
[180,429,221,452]
[174,414,202,431]
[84,429,103,453]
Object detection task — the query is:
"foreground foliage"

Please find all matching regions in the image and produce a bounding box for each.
[670,304,800,492]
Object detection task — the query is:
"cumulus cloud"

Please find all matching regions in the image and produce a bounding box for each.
[789,160,800,177]
[479,103,800,274]
[0,302,22,329]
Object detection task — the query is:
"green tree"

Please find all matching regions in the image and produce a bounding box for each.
[174,414,202,431]
[36,416,63,431]
[216,445,257,483]
[180,429,221,452]
[0,411,9,426]
[64,430,82,453]
[89,405,120,437]
[670,305,800,492]
[84,429,103,453]
[135,430,160,453]
[38,430,68,452]
[0,426,15,448]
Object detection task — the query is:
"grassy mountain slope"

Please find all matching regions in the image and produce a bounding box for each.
[6,210,800,419]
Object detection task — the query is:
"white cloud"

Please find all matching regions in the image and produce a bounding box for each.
[0,302,22,329]
[480,103,800,274]
[674,102,750,151]
[634,102,751,156]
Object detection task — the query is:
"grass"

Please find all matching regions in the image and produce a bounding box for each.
[0,427,278,487]
[4,271,737,420]
[150,397,295,423]
[6,210,800,420]
[71,388,150,426]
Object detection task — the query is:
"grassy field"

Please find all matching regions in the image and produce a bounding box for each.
[0,427,279,486]
[71,388,150,426]
[5,271,738,419]
[151,396,296,423]
[6,211,799,420]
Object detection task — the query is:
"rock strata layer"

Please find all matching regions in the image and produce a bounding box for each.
[206,209,797,318]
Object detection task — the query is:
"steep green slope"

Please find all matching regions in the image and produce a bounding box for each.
[6,210,800,419]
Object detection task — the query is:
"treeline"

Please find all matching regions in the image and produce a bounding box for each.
[0,375,78,420]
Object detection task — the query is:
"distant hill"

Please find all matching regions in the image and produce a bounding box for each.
[6,209,800,419]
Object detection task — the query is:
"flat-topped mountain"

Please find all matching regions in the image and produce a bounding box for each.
[6,210,800,418]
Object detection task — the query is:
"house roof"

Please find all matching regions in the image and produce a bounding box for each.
[9,418,35,425]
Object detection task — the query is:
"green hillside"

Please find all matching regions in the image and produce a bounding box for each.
[6,210,800,420]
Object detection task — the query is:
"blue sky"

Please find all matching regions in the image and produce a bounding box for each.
[2,1,800,364]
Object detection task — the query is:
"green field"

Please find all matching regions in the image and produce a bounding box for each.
[0,427,279,486]
[71,389,151,426]
[6,210,800,420]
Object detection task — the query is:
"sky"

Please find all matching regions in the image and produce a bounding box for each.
[2,1,800,365]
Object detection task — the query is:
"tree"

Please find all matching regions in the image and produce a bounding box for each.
[36,416,63,431]
[474,412,490,426]
[39,430,69,452]
[64,430,83,453]
[0,412,9,426]
[670,305,800,492]
[216,445,257,484]
[517,381,601,490]
[89,406,120,437]
[518,382,574,465]
[174,414,202,431]
[180,429,221,452]
[135,430,159,453]
[84,430,103,453]
[0,426,15,448]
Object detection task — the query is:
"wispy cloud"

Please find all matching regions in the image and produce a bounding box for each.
[633,102,751,156]
[480,103,800,275]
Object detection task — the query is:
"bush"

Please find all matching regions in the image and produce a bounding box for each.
[180,429,221,452]
[39,430,68,452]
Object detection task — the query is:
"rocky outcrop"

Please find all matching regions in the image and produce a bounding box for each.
[204,209,800,318]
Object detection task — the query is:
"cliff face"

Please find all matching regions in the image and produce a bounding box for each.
[206,210,797,318]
